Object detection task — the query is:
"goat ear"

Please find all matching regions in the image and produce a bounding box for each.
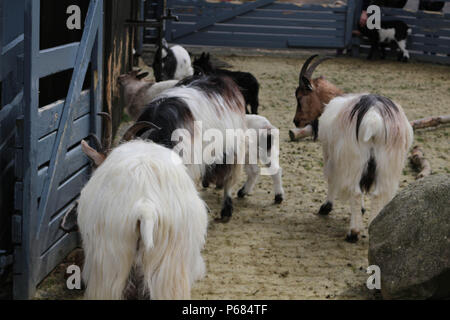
[162,39,169,49]
[136,72,149,80]
[301,76,313,92]
[81,140,105,167]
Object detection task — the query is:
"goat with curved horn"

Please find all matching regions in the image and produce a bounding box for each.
[304,56,332,80]
[122,121,161,142]
[299,54,318,85]
[293,54,343,130]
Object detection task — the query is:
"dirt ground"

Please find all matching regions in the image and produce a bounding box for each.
[34,52,450,300]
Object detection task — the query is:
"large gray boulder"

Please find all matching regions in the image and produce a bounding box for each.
[369,174,450,299]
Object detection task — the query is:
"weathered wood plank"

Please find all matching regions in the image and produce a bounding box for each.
[211,24,345,37]
[35,232,79,287]
[36,143,90,197]
[243,10,346,21]
[36,43,79,78]
[36,113,91,167]
[178,31,343,47]
[171,16,345,30]
[410,43,450,54]
[37,90,90,139]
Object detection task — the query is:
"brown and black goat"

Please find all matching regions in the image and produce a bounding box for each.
[293,55,343,138]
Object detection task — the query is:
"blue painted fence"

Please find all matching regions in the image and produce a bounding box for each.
[146,0,357,49]
[353,0,450,64]
[144,0,449,64]
[0,0,103,299]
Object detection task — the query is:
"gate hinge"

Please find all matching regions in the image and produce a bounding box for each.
[0,250,14,276]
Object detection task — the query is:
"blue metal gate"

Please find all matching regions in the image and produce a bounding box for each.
[149,0,357,50]
[0,0,103,299]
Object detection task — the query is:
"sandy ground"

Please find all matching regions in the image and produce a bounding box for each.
[33,53,450,300]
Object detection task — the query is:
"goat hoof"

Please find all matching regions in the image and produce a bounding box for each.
[361,207,366,215]
[274,194,283,204]
[345,231,359,243]
[215,216,231,223]
[318,202,333,215]
[202,181,210,188]
[237,187,247,198]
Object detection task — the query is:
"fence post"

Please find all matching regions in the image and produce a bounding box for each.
[344,0,356,49]
[351,0,363,57]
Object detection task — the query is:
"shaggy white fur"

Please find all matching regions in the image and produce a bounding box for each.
[78,140,208,300]
[318,94,413,239]
[158,85,247,206]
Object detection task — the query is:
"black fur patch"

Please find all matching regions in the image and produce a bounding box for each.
[221,196,233,218]
[274,194,283,204]
[345,233,359,243]
[266,133,272,151]
[360,153,377,194]
[237,186,247,198]
[152,46,176,81]
[310,119,319,141]
[350,94,398,141]
[193,53,260,114]
[318,201,333,215]
[137,97,194,149]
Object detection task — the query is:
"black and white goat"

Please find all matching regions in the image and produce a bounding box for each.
[318,94,413,242]
[152,40,193,82]
[136,75,247,222]
[78,122,208,300]
[359,20,412,62]
[193,52,260,114]
[292,55,413,242]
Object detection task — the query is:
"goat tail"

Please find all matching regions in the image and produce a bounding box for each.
[358,108,385,143]
[134,199,158,252]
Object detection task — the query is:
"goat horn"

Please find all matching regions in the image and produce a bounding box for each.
[98,112,112,151]
[87,133,103,153]
[304,56,332,80]
[299,54,318,84]
[122,121,162,142]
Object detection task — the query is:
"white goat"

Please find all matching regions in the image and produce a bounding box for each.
[318,93,413,242]
[78,140,208,299]
[237,115,284,204]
